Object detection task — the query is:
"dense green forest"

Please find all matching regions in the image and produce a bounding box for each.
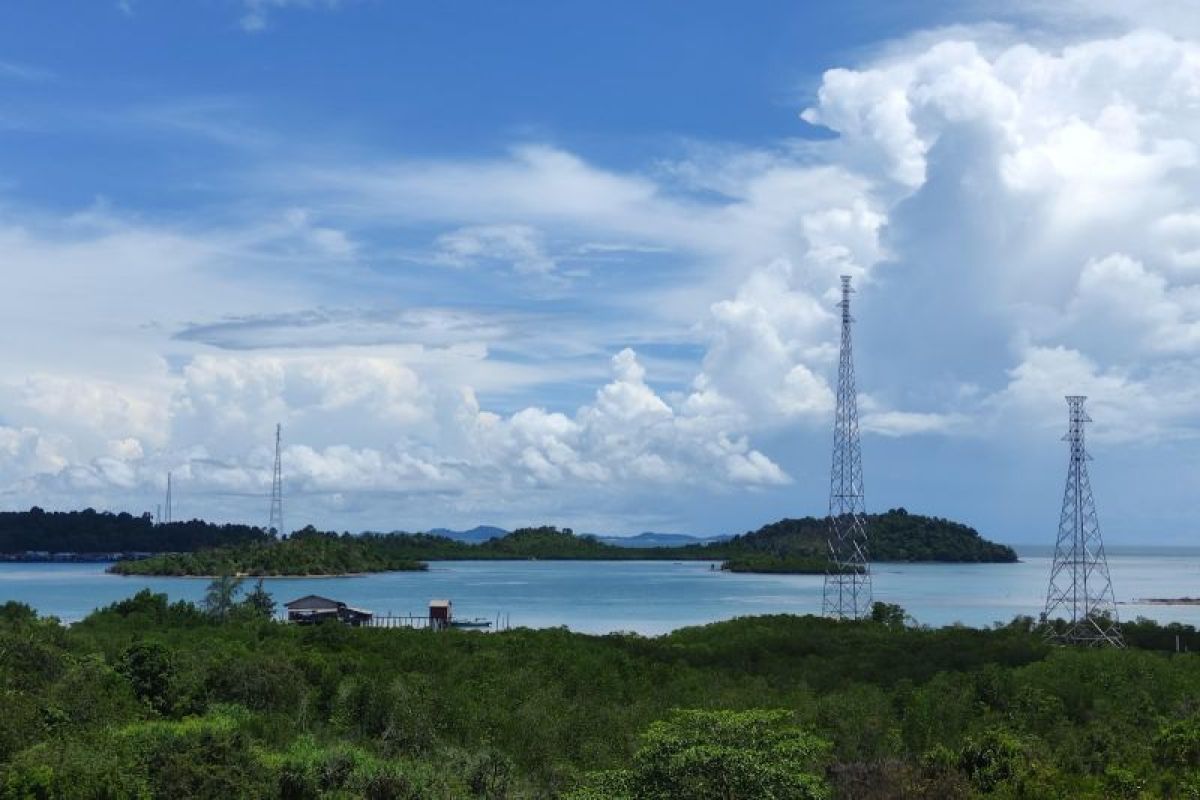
[0,508,270,554]
[112,511,1015,576]
[712,508,1018,567]
[721,554,838,574]
[1,590,1197,798]
[109,527,427,576]
[110,525,706,575]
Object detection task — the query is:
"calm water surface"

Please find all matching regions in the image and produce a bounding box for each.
[3,551,1199,635]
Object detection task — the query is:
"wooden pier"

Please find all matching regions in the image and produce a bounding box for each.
[280,595,511,631]
[366,614,435,630]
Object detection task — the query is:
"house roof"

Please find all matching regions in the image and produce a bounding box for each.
[429,599,451,608]
[285,594,345,610]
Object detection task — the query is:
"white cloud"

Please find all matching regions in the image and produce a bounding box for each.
[1154,211,1200,272]
[802,28,1200,443]
[1010,1,1200,40]
[17,374,169,449]
[1062,254,1200,358]
[861,410,965,437]
[280,144,887,297]
[240,0,346,32]
[19,15,1200,534]
[985,345,1200,442]
[434,224,556,275]
[684,259,836,427]
[4,340,790,523]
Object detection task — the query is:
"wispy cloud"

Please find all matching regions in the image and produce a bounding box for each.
[0,60,53,82]
[239,0,349,32]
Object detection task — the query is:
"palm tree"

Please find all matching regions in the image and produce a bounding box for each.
[242,578,276,618]
[203,573,244,619]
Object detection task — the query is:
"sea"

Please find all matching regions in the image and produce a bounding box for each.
[3,547,1200,635]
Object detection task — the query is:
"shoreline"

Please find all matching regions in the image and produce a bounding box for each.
[1131,597,1200,605]
[109,571,373,579]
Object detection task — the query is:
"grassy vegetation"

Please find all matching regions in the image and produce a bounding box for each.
[111,510,1016,577]
[0,590,1197,798]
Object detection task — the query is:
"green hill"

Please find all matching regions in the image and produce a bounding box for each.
[715,508,1017,571]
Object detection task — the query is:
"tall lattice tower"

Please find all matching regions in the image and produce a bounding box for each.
[163,471,173,525]
[823,275,872,619]
[269,423,284,536]
[1041,396,1122,646]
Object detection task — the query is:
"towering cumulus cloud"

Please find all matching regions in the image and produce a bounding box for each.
[802,30,1200,440]
[2,10,1199,535]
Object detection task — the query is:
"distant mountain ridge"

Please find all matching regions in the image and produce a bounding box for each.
[426,526,509,544]
[426,526,730,548]
[598,532,732,548]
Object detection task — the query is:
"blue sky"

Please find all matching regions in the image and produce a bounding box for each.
[3,1,1200,544]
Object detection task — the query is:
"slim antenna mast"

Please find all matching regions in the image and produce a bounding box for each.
[1041,396,1122,646]
[164,471,173,525]
[823,275,872,619]
[269,423,284,536]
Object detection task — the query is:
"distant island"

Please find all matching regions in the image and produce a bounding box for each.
[1135,597,1200,606]
[0,507,269,560]
[107,508,1015,576]
[714,508,1018,571]
[109,525,672,576]
[107,527,428,576]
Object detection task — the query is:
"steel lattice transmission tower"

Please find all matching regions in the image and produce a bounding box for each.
[823,275,872,619]
[162,471,173,525]
[1041,396,1123,647]
[269,423,284,536]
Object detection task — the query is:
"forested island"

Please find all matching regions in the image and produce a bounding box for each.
[0,592,1196,798]
[108,527,428,576]
[108,508,1015,576]
[0,505,1014,576]
[715,508,1018,572]
[0,508,268,556]
[108,525,686,576]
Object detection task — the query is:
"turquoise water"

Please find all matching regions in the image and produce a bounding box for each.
[2,553,1199,635]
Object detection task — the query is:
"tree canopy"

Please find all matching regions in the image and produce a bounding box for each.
[0,597,1198,797]
[0,508,270,554]
[110,512,1016,577]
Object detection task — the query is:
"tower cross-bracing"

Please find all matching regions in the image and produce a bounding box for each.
[1042,396,1122,647]
[269,423,284,536]
[823,275,872,619]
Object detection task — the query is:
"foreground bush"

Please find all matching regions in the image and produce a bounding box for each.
[3,594,1200,797]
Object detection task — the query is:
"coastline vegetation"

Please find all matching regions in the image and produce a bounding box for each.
[109,527,428,577]
[1,592,1197,798]
[715,508,1018,568]
[108,510,1015,577]
[720,554,839,574]
[0,507,269,555]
